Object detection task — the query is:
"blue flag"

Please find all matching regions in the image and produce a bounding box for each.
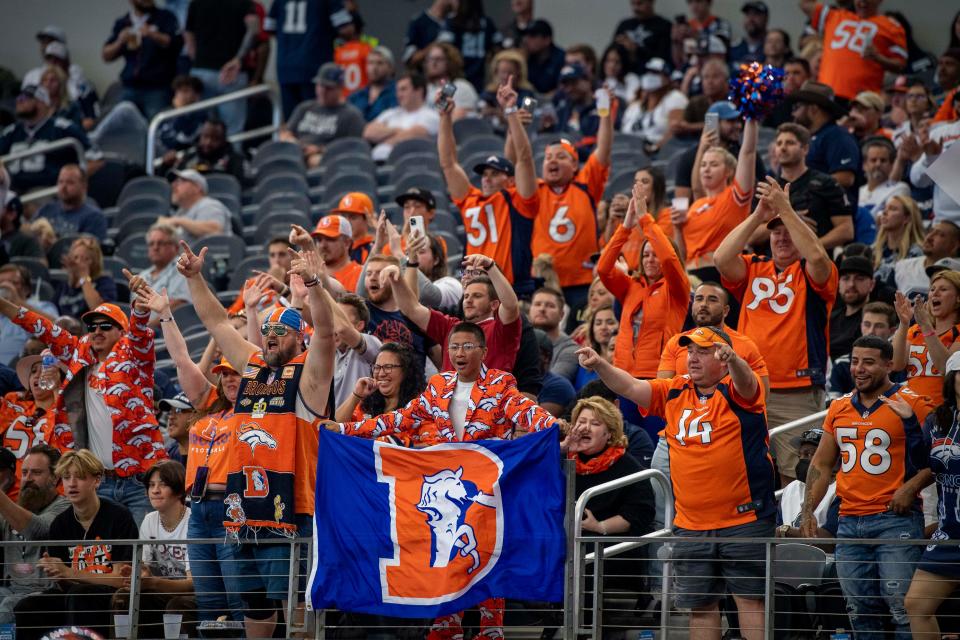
[307,427,566,618]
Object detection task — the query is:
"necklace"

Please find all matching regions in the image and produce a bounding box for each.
[160,504,186,533]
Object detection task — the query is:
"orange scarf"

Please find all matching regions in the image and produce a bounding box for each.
[570,446,625,475]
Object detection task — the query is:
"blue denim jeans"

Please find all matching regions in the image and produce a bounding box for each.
[188,498,245,622]
[190,68,249,135]
[97,474,151,526]
[836,511,924,640]
[119,86,172,120]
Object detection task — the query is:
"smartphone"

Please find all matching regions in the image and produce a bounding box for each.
[436,82,457,111]
[672,197,690,212]
[190,465,210,501]
[409,215,425,238]
[704,111,719,133]
[522,96,538,111]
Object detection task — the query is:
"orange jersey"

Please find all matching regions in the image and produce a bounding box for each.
[335,40,372,97]
[723,255,838,389]
[331,260,363,293]
[659,325,769,380]
[823,384,933,516]
[903,324,960,406]
[0,394,51,500]
[812,3,907,99]
[647,374,774,530]
[614,207,673,272]
[533,153,610,288]
[598,217,690,378]
[227,279,281,316]
[456,185,538,290]
[934,88,958,124]
[684,180,752,268]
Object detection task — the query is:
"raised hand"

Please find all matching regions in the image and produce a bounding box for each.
[913,298,935,333]
[289,224,314,251]
[879,393,914,420]
[713,342,738,364]
[122,268,147,295]
[242,280,266,309]
[406,229,429,262]
[385,219,402,256]
[576,347,603,370]
[176,241,206,278]
[135,285,171,316]
[461,253,494,272]
[353,376,377,398]
[756,177,791,214]
[289,273,307,301]
[250,270,285,293]
[286,247,319,282]
[379,264,401,287]
[893,291,915,327]
[497,74,518,110]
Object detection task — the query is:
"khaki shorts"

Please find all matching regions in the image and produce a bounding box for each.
[766,386,825,480]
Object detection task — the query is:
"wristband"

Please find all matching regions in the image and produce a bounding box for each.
[599,521,607,535]
[405,259,418,268]
[303,277,320,288]
[352,392,364,400]
[159,316,173,323]
[503,106,519,116]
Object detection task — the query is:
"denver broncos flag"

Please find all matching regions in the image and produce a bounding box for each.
[307,426,565,618]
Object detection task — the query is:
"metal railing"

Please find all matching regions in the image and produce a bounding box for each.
[768,409,828,441]
[145,84,282,173]
[0,137,87,173]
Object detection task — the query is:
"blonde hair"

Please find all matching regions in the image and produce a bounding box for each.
[703,146,738,180]
[23,218,57,250]
[55,449,105,479]
[71,236,104,279]
[871,195,924,269]
[931,271,960,317]
[40,65,70,112]
[571,396,628,448]
[485,49,534,92]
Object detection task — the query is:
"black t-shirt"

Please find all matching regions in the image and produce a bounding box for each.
[674,140,767,190]
[366,304,434,368]
[47,498,139,575]
[106,7,183,89]
[775,169,852,240]
[612,15,673,73]
[574,453,655,536]
[186,0,255,70]
[829,305,862,361]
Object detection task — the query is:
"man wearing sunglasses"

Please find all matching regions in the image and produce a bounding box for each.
[0,285,164,527]
[176,240,334,638]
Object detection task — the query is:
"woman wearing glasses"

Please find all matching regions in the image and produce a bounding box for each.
[335,343,426,435]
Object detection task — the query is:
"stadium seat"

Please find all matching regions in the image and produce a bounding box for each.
[87,156,132,209]
[47,235,81,269]
[391,173,446,198]
[118,176,170,205]
[228,256,271,291]
[192,235,247,287]
[453,118,494,140]
[457,135,505,164]
[215,290,241,307]
[320,151,376,176]
[387,138,436,164]
[604,169,640,200]
[102,255,132,282]
[324,162,378,188]
[321,173,379,208]
[257,192,313,219]
[388,153,442,183]
[610,149,649,173]
[254,172,309,203]
[251,210,311,242]
[173,304,204,336]
[10,256,50,284]
[36,279,56,304]
[256,156,307,184]
[115,235,151,270]
[118,194,169,218]
[323,137,372,159]
[436,230,464,258]
[206,174,242,203]
[184,330,210,360]
[773,543,828,590]
[115,213,162,244]
[251,140,303,172]
[430,211,458,235]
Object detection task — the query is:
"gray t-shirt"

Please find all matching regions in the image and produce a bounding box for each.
[333,333,382,411]
[288,101,366,147]
[550,332,579,382]
[177,196,232,244]
[1,495,71,593]
[141,259,193,321]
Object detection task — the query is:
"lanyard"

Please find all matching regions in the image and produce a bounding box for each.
[203,410,232,463]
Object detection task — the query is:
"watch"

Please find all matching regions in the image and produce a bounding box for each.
[405,259,418,268]
[778,524,791,537]
[77,277,88,287]
[503,106,519,116]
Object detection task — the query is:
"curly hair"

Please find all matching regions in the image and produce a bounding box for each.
[361,342,426,416]
[571,396,628,448]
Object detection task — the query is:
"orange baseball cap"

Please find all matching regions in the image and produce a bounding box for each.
[311,214,353,239]
[678,326,733,349]
[331,192,374,217]
[212,357,239,375]
[81,303,129,332]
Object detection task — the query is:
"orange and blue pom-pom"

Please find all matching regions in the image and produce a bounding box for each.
[728,62,784,120]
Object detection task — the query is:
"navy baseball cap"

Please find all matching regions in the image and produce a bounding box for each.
[313,62,344,87]
[742,1,769,14]
[707,101,741,120]
[473,155,515,177]
[559,63,588,83]
[521,19,553,38]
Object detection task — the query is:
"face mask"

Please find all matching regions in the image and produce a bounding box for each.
[640,73,664,92]
[795,458,810,484]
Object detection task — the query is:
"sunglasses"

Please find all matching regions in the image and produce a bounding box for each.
[260,323,289,337]
[86,322,117,333]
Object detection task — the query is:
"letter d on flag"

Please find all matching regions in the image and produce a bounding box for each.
[307,427,566,618]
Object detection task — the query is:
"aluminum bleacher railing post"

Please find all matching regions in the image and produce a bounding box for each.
[591,540,604,639]
[286,537,300,635]
[767,410,828,441]
[0,137,87,172]
[145,84,279,173]
[561,459,577,640]
[128,539,142,640]
[764,540,774,639]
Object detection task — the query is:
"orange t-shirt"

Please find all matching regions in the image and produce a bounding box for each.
[647,374,774,530]
[227,279,281,315]
[684,180,752,268]
[812,3,907,100]
[533,153,610,288]
[331,260,363,293]
[185,410,237,489]
[823,384,933,516]
[722,255,838,389]
[335,40,372,97]
[659,325,769,380]
[903,324,960,406]
[455,185,538,286]
[615,207,674,272]
[934,88,958,124]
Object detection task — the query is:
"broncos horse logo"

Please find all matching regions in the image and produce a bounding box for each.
[416,467,497,575]
[224,493,246,524]
[236,422,278,455]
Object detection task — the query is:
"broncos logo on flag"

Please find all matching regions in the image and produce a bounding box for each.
[417,467,496,574]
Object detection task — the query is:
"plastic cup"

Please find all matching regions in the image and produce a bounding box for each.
[672,197,690,212]
[164,613,183,639]
[114,614,131,639]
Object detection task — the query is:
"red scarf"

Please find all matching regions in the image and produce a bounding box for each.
[570,446,626,475]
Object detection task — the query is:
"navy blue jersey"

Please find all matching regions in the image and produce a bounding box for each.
[266,0,352,84]
[0,117,93,193]
[449,18,503,90]
[403,10,449,63]
[106,6,182,89]
[926,417,960,538]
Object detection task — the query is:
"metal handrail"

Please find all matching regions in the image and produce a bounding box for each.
[768,409,828,440]
[572,468,672,636]
[145,83,281,173]
[0,136,87,171]
[19,185,58,205]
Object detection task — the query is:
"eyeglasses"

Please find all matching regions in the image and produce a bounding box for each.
[372,363,401,374]
[260,323,288,337]
[905,93,928,100]
[448,343,479,353]
[86,322,116,333]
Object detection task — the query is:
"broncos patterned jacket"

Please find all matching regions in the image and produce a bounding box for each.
[341,365,559,443]
[12,306,165,476]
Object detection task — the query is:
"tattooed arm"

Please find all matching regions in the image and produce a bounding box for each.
[799,434,840,538]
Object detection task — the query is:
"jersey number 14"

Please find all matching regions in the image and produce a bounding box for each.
[676,409,713,446]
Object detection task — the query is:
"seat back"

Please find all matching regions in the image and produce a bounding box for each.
[773,543,828,589]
